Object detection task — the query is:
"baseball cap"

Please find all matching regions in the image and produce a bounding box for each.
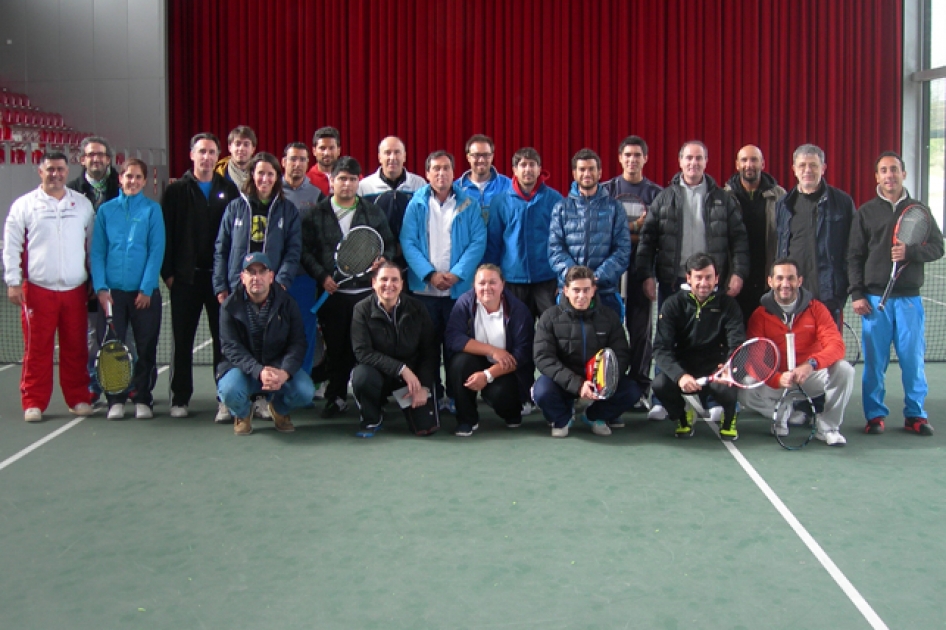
[242,252,272,270]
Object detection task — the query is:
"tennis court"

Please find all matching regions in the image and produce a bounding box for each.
[0,340,944,628]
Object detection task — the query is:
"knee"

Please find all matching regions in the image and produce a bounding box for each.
[532,376,562,406]
[351,364,382,393]
[217,368,250,403]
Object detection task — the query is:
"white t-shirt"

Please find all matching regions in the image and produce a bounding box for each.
[417,194,457,297]
[474,301,505,362]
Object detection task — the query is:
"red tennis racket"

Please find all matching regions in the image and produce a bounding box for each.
[696,337,780,389]
[584,348,620,399]
[878,202,933,311]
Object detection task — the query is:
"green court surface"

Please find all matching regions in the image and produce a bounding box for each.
[0,362,944,629]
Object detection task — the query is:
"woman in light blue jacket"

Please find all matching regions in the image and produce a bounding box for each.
[90,158,166,420]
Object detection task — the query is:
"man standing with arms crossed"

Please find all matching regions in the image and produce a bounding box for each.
[848,152,944,436]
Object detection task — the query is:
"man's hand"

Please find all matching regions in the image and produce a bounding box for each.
[369,256,387,271]
[260,366,289,391]
[322,277,338,294]
[851,298,871,316]
[678,373,700,394]
[164,276,174,289]
[726,274,744,297]
[216,291,229,304]
[442,272,460,287]
[579,380,599,401]
[778,362,814,388]
[97,290,113,311]
[134,292,151,309]
[401,366,421,395]
[642,277,657,302]
[429,272,450,291]
[891,242,907,263]
[488,349,517,371]
[7,285,24,305]
[463,371,488,392]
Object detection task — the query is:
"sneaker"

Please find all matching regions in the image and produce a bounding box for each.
[135,404,153,419]
[505,418,522,429]
[581,415,611,436]
[607,418,625,429]
[905,417,934,436]
[815,429,847,446]
[551,423,570,438]
[771,419,789,437]
[438,396,456,414]
[215,401,233,424]
[70,402,94,417]
[356,416,383,438]
[313,381,327,400]
[708,406,723,423]
[674,411,695,438]
[322,397,348,418]
[455,423,478,437]
[268,403,295,433]
[170,405,189,418]
[520,402,535,416]
[233,416,252,436]
[253,398,272,420]
[865,417,885,434]
[107,403,125,420]
[719,413,738,441]
[648,404,668,421]
[24,407,42,422]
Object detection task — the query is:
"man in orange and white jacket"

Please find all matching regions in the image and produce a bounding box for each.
[739,258,854,446]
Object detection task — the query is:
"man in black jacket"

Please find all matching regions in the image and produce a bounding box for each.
[652,253,745,440]
[217,252,313,436]
[161,132,240,421]
[68,136,121,211]
[532,266,642,438]
[301,157,396,419]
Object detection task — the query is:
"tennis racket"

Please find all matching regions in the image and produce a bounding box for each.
[94,301,133,396]
[310,226,385,315]
[773,332,818,450]
[842,319,861,365]
[695,337,780,389]
[878,202,933,311]
[584,348,620,399]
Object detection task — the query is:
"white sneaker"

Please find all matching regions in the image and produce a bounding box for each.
[313,381,327,400]
[647,404,668,421]
[816,430,847,446]
[551,424,570,438]
[215,401,233,424]
[253,398,272,420]
[521,402,535,416]
[590,420,612,436]
[70,402,94,416]
[170,405,189,418]
[107,403,125,420]
[771,420,789,437]
[24,407,42,422]
[708,406,723,423]
[135,404,153,419]
[788,410,809,426]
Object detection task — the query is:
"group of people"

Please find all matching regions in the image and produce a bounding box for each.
[3,128,942,444]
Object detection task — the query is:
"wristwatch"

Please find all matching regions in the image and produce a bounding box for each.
[483,370,494,384]
[807,358,818,371]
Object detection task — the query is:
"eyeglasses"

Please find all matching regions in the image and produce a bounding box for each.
[468,153,493,160]
[84,152,108,159]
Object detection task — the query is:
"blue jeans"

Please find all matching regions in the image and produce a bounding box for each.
[533,374,642,428]
[861,294,928,419]
[217,367,316,419]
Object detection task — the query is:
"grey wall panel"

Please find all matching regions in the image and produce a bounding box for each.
[92,79,131,145]
[24,1,65,82]
[57,79,98,132]
[127,0,164,78]
[0,0,29,83]
[92,0,129,80]
[127,78,164,148]
[58,0,96,81]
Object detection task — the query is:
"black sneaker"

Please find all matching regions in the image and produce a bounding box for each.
[455,423,478,437]
[356,416,382,438]
[905,417,933,436]
[322,397,348,418]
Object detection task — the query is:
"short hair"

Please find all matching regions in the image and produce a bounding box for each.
[241,152,284,198]
[283,142,308,156]
[312,126,341,145]
[678,140,708,160]
[41,151,69,164]
[571,148,601,170]
[227,125,257,147]
[332,156,362,178]
[476,263,504,282]
[618,135,649,156]
[120,158,149,176]
[685,253,718,275]
[564,265,596,286]
[792,143,825,164]
[79,136,112,157]
[874,150,905,171]
[425,150,455,172]
[372,260,404,280]
[190,132,221,151]
[511,147,542,169]
[769,257,801,276]
[465,134,494,154]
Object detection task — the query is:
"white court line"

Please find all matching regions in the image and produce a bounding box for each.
[1,337,215,473]
[0,364,16,373]
[703,420,888,629]
[921,295,946,308]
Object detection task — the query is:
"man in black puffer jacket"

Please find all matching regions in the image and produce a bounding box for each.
[533,266,643,438]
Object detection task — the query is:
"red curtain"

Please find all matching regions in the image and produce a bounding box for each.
[168,0,902,205]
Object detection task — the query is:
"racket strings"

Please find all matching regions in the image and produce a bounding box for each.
[730,341,779,385]
[336,229,383,275]
[97,341,133,394]
[896,210,931,245]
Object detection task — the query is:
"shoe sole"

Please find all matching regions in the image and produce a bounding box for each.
[274,426,295,433]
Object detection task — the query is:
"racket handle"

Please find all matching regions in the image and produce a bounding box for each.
[105,299,113,319]
[694,376,708,386]
[311,291,330,315]
[785,332,796,371]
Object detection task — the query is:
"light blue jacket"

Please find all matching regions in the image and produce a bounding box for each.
[485,182,562,284]
[91,190,165,295]
[548,183,631,293]
[400,183,487,298]
[456,166,511,224]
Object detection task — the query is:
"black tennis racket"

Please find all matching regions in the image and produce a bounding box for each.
[842,319,861,365]
[878,203,933,311]
[696,337,780,389]
[773,332,818,450]
[94,302,133,395]
[310,226,385,315]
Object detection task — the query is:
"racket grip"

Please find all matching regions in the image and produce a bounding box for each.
[785,333,796,371]
[694,376,708,386]
[311,291,330,314]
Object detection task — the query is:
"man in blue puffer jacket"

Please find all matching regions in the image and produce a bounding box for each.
[549,148,631,317]
[484,147,563,319]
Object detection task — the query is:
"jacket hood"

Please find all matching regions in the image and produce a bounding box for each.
[726,170,779,194]
[759,286,814,322]
[567,181,611,200]
[670,171,720,191]
[513,170,550,200]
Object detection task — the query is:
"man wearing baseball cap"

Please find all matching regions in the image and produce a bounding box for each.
[217,252,314,436]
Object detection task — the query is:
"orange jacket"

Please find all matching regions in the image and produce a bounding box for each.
[746,288,845,388]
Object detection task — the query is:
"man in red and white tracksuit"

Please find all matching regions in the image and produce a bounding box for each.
[3,151,96,421]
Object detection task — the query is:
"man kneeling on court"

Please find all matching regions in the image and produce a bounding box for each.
[739,258,854,445]
[533,265,642,437]
[218,252,315,436]
[652,253,744,440]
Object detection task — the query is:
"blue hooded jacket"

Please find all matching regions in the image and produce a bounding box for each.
[91,190,166,295]
[456,166,512,224]
[484,180,562,284]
